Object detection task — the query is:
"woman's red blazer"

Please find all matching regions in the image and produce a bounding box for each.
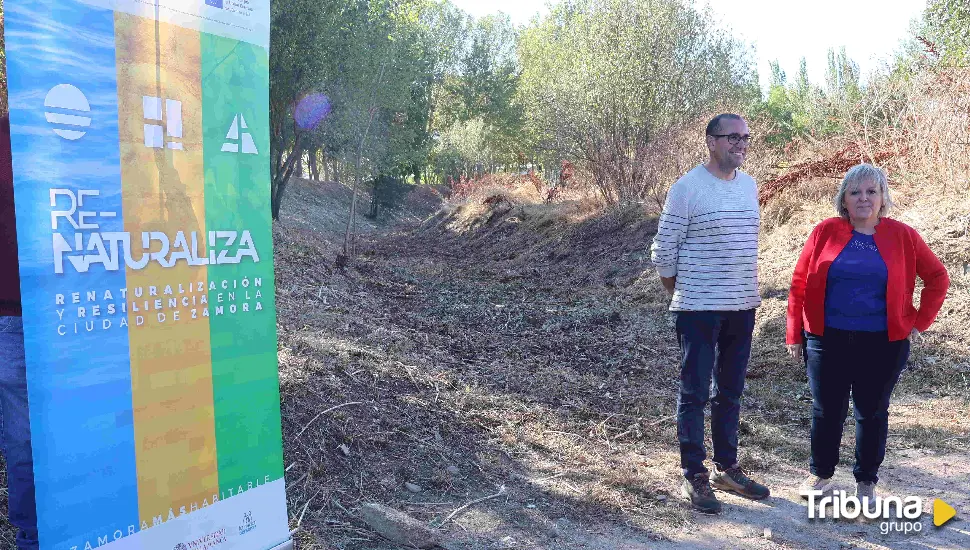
[786,217,950,344]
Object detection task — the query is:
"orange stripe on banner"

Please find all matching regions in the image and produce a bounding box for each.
[115,12,218,525]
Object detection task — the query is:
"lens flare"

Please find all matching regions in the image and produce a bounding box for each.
[295,93,332,130]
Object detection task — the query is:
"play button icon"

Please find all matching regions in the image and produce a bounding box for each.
[934,499,957,527]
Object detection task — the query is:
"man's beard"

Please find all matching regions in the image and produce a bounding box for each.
[718,152,743,171]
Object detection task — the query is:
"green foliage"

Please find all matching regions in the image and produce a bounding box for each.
[760,61,798,145]
[268,0,342,217]
[922,0,970,66]
[824,47,862,121]
[516,0,757,202]
[269,0,456,217]
[434,117,492,176]
[754,0,967,150]
[755,54,852,146]
[268,0,526,213]
[259,0,967,212]
[288,0,427,174]
[429,13,526,181]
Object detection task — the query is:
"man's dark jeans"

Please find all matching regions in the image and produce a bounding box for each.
[804,328,909,484]
[676,309,755,479]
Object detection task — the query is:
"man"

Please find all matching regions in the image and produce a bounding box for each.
[0,114,39,548]
[650,113,769,514]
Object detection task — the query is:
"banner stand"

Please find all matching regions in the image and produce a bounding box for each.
[4,0,289,548]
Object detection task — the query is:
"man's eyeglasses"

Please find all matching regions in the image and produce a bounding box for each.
[709,133,752,145]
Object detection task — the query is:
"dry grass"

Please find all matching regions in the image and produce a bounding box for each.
[0,159,961,550]
[2,78,967,550]
[274,69,969,549]
[271,157,967,548]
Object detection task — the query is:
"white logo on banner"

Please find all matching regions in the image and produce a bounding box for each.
[44,84,91,140]
[143,96,183,150]
[221,114,258,154]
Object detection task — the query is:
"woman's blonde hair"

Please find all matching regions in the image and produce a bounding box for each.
[834,163,894,219]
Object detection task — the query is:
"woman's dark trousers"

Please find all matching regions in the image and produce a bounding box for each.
[803,328,910,483]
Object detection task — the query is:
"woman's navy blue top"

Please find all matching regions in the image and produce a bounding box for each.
[824,231,889,332]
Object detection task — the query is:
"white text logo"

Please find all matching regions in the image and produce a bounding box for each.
[804,490,925,535]
[50,188,259,274]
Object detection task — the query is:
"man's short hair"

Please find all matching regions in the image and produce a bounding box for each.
[706,113,743,136]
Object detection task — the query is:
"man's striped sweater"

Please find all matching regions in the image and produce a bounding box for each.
[650,164,761,311]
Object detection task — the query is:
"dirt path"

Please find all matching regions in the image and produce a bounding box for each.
[0,180,962,550]
[274,192,970,550]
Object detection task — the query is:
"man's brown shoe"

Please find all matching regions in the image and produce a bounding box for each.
[681,472,722,514]
[711,464,770,500]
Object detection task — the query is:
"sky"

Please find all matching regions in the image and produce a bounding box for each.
[449,0,928,91]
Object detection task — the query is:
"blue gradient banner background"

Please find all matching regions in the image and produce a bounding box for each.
[6,1,139,547]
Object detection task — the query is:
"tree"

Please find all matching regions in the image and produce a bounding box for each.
[757,57,833,145]
[269,0,454,225]
[429,13,526,182]
[517,0,757,203]
[825,47,861,107]
[269,0,340,219]
[922,0,970,66]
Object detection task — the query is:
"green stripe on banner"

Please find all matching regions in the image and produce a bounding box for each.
[201,32,283,494]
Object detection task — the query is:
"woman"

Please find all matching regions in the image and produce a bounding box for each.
[786,163,949,503]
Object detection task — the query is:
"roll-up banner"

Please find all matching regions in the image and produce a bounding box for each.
[4,0,291,548]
